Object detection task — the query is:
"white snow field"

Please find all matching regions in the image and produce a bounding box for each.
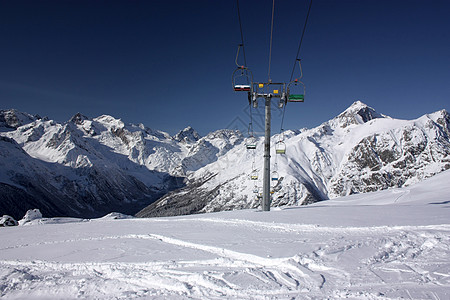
[1,171,449,299]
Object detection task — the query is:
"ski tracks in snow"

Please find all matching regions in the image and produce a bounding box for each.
[1,218,449,299]
[0,231,324,299]
[0,237,319,299]
[164,217,450,299]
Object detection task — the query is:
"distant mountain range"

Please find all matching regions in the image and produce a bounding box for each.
[1,101,449,219]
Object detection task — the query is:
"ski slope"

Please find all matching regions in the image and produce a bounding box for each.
[1,171,449,299]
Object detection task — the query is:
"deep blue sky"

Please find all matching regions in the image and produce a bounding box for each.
[1,0,449,136]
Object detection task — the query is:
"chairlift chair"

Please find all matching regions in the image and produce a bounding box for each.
[271,171,279,181]
[246,136,257,150]
[234,85,251,92]
[275,141,286,154]
[287,79,305,102]
[253,185,259,193]
[250,169,258,180]
[258,187,263,198]
[232,66,253,92]
[287,59,305,102]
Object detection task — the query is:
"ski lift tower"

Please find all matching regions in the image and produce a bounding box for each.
[233,64,305,212]
[250,81,288,211]
[232,0,311,211]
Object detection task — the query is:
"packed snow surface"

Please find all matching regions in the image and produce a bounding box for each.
[1,171,449,299]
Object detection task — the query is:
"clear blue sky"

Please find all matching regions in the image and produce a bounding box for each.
[1,0,449,136]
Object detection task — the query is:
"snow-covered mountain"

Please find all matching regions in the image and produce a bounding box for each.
[1,101,449,219]
[137,101,450,217]
[0,109,241,219]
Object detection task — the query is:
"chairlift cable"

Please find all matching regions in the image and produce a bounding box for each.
[279,61,304,135]
[297,59,304,80]
[267,0,275,82]
[236,0,247,68]
[289,0,312,82]
[235,45,243,68]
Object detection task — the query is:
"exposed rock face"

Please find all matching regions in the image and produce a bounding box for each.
[334,100,386,128]
[0,109,39,130]
[18,208,43,226]
[69,112,89,125]
[0,215,18,227]
[173,126,201,143]
[329,125,450,197]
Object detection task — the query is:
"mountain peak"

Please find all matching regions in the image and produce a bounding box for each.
[173,126,201,143]
[427,109,450,135]
[335,101,386,128]
[0,109,39,130]
[69,113,89,125]
[347,100,367,110]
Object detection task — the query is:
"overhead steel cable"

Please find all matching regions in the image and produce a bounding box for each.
[236,0,247,68]
[236,1,255,140]
[281,0,312,134]
[267,0,275,82]
[289,0,312,82]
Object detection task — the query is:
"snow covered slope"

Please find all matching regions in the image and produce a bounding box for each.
[0,170,449,299]
[138,101,450,217]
